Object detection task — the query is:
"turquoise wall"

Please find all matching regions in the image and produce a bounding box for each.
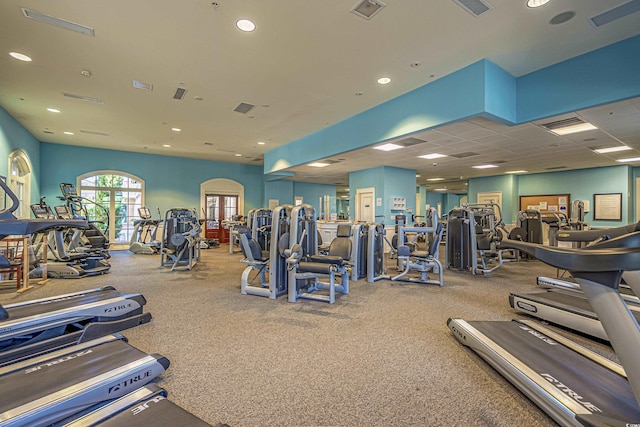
[518,166,631,227]
[468,165,631,226]
[0,106,42,204]
[264,180,336,216]
[349,166,415,223]
[468,175,518,223]
[40,143,264,215]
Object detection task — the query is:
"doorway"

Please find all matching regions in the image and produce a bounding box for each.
[205,194,238,243]
[355,187,375,223]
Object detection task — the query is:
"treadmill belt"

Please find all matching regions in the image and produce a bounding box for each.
[469,320,640,422]
[0,339,146,413]
[5,289,123,319]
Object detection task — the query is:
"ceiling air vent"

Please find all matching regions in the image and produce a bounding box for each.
[545,166,568,170]
[589,0,640,28]
[233,102,255,114]
[453,0,492,17]
[173,88,188,100]
[450,152,479,159]
[133,80,153,91]
[80,129,110,136]
[22,8,95,36]
[351,0,386,20]
[540,117,584,130]
[63,92,105,104]
[397,137,426,147]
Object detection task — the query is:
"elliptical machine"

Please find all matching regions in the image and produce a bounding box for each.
[129,207,162,255]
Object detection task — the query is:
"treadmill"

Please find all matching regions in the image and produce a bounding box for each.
[0,286,152,366]
[0,334,169,427]
[509,223,640,341]
[448,233,640,426]
[59,383,221,427]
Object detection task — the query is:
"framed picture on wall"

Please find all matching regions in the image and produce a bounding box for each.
[593,193,622,221]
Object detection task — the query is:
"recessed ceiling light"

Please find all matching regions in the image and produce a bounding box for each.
[236,19,256,32]
[505,170,527,174]
[63,131,74,135]
[258,141,266,145]
[472,164,499,169]
[550,122,598,135]
[162,144,171,148]
[21,8,95,36]
[171,127,181,132]
[418,153,447,160]
[309,162,330,167]
[373,143,403,151]
[527,0,550,7]
[235,153,243,157]
[434,188,447,192]
[426,178,444,181]
[593,146,632,154]
[617,157,640,163]
[416,174,421,178]
[377,77,391,85]
[47,108,61,113]
[9,52,32,62]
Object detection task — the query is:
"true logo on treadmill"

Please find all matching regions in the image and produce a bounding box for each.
[516,301,538,313]
[131,396,166,415]
[518,324,557,345]
[108,370,154,394]
[540,373,602,413]
[103,302,132,313]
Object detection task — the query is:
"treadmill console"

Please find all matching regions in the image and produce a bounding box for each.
[60,183,78,197]
[138,207,152,219]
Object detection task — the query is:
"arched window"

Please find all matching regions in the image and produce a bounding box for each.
[7,150,32,218]
[78,171,144,249]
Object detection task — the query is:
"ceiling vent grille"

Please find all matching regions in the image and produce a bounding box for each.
[589,0,640,28]
[173,88,188,100]
[22,8,95,36]
[397,137,426,147]
[233,102,255,114]
[319,159,341,164]
[351,0,386,20]
[450,151,479,158]
[80,129,110,136]
[63,93,105,104]
[133,80,153,91]
[545,166,568,170]
[541,117,584,130]
[452,0,492,17]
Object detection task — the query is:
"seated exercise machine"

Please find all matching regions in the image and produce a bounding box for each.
[392,222,444,286]
[445,203,508,275]
[448,232,640,425]
[247,208,272,252]
[222,216,245,254]
[285,205,351,304]
[240,205,292,299]
[160,208,201,271]
[129,207,162,255]
[510,221,640,341]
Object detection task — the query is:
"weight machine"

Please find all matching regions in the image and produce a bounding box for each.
[446,203,508,275]
[285,205,350,304]
[391,208,444,286]
[160,208,201,271]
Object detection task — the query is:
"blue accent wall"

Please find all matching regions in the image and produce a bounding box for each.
[40,143,264,215]
[350,166,415,223]
[0,106,42,203]
[468,166,631,226]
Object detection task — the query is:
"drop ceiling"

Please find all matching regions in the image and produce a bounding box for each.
[1,0,639,192]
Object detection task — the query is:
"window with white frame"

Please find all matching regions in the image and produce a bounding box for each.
[8,150,32,218]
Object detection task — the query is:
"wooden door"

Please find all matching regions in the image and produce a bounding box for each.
[205,194,238,243]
